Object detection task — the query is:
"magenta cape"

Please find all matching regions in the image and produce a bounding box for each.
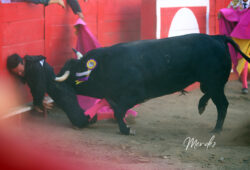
[74,19,101,55]
[74,19,137,119]
[219,8,250,72]
[74,19,101,114]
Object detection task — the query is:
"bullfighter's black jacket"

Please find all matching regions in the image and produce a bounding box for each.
[23,55,54,108]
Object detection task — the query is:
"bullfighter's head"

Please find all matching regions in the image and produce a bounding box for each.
[7,54,25,78]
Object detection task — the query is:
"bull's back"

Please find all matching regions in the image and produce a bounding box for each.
[87,34,230,99]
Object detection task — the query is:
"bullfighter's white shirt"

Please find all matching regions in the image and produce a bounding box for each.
[40,59,44,67]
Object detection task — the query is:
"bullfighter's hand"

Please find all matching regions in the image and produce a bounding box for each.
[43,100,53,110]
[218,12,221,19]
[77,12,84,20]
[34,106,43,113]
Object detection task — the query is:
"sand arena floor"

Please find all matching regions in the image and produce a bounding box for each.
[2,80,250,170]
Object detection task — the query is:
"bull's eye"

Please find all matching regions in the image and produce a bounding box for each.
[86,59,97,70]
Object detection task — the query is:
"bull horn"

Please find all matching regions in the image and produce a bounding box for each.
[55,71,70,82]
[72,48,83,59]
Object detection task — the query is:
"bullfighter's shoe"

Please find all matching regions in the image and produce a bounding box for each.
[242,88,248,94]
[89,114,98,124]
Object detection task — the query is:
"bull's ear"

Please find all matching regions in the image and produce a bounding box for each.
[55,71,70,82]
[72,48,83,59]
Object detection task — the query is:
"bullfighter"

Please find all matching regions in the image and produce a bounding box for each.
[6,53,95,128]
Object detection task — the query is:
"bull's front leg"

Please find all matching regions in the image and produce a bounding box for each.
[113,108,136,135]
[115,111,129,135]
[106,96,137,135]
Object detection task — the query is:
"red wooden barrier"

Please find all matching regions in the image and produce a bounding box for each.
[0,0,230,106]
[0,0,142,75]
[44,1,79,73]
[0,3,45,77]
[45,0,141,73]
[97,0,141,46]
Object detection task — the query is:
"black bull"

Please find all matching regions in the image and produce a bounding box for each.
[57,33,250,135]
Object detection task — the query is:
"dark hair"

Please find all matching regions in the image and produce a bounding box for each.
[6,54,26,83]
[6,54,23,72]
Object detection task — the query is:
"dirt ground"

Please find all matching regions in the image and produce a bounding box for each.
[4,80,250,170]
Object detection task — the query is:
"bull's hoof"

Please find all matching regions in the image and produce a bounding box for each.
[119,125,131,135]
[210,128,222,134]
[120,127,136,135]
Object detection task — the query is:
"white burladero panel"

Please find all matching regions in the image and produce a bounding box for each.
[156,0,210,38]
[168,8,200,37]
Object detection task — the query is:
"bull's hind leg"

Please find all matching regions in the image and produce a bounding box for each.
[198,93,210,115]
[114,108,135,135]
[198,84,210,114]
[210,88,229,133]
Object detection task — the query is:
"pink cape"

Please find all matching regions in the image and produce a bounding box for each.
[74,19,137,120]
[219,8,250,73]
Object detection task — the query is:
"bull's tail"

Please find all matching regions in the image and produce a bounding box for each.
[224,36,250,63]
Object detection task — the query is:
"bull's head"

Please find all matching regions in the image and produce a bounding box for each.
[55,48,83,82]
[55,49,97,83]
